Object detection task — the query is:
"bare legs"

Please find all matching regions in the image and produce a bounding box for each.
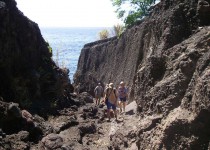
[95,97,101,105]
[122,102,126,112]
[98,97,101,105]
[107,109,117,121]
[107,109,111,121]
[114,109,117,120]
[120,101,126,113]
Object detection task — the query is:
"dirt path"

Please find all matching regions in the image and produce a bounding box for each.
[43,101,139,150]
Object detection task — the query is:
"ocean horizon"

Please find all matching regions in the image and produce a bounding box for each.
[40,27,112,82]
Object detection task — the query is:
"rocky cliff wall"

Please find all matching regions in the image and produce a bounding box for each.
[135,26,210,149]
[74,0,206,95]
[0,0,73,113]
[74,0,210,149]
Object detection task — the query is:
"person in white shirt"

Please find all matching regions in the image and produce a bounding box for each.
[94,83,103,105]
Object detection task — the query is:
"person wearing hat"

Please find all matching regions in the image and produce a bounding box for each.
[94,83,103,105]
[117,81,128,113]
[104,82,118,121]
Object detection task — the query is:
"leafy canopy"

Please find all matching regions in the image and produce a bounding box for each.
[111,0,157,27]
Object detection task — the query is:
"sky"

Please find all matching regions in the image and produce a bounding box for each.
[15,0,123,27]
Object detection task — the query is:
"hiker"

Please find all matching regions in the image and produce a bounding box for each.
[104,83,118,121]
[94,83,103,105]
[118,81,128,113]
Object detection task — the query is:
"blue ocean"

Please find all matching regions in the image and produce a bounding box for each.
[40,27,111,82]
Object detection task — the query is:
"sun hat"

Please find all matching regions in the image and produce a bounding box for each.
[109,83,114,88]
[120,81,124,85]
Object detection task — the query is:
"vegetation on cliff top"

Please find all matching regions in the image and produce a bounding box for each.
[111,0,157,27]
[99,29,109,40]
[98,0,157,40]
[99,24,125,40]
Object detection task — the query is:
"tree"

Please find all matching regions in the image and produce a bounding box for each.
[111,0,157,27]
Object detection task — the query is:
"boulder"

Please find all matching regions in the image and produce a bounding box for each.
[78,123,96,137]
[49,115,79,133]
[7,103,22,118]
[125,101,137,115]
[40,133,63,150]
[3,131,30,150]
[21,110,34,126]
[78,92,94,103]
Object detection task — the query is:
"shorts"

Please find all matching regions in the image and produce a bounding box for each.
[106,100,116,110]
[95,94,102,99]
[119,97,126,102]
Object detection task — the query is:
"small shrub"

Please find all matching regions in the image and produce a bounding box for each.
[50,99,58,109]
[99,29,109,40]
[45,41,52,56]
[113,24,125,38]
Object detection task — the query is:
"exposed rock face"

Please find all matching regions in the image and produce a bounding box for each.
[197,0,210,25]
[0,0,73,113]
[74,0,210,149]
[0,0,76,147]
[135,27,210,150]
[74,0,200,95]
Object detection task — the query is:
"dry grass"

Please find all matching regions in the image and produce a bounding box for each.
[113,24,125,38]
[99,29,109,40]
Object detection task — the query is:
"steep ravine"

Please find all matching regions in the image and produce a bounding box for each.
[0,0,210,149]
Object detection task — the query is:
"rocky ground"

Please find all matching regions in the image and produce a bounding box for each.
[0,92,141,150]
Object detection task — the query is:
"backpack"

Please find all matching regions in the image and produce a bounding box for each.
[105,88,117,105]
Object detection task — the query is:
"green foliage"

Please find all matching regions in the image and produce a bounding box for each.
[48,45,52,54]
[50,99,58,109]
[45,41,52,56]
[111,0,157,27]
[113,24,125,38]
[99,29,110,40]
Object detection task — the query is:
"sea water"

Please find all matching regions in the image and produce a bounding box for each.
[40,27,111,82]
